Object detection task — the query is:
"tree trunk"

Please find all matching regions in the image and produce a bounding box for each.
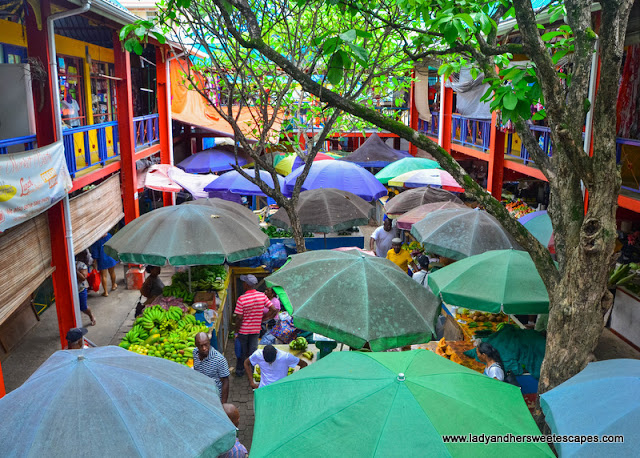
[282,201,306,253]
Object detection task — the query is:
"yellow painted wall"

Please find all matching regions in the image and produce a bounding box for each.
[0,18,116,169]
[0,18,114,63]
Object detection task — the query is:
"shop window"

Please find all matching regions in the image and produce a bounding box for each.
[90,61,117,123]
[58,55,86,128]
[0,43,27,64]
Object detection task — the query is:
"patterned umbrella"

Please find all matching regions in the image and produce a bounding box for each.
[389,169,465,193]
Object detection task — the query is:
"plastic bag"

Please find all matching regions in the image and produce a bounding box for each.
[87,269,101,292]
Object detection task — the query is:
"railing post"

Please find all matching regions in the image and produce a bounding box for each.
[113,32,139,222]
[408,69,419,156]
[156,46,174,206]
[487,110,505,200]
[441,85,453,152]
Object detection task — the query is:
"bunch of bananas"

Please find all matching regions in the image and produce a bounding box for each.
[289,336,308,351]
[162,281,195,303]
[301,351,314,360]
[166,306,184,321]
[119,323,151,349]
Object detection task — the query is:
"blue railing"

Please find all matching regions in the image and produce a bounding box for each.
[0,134,38,154]
[134,114,160,151]
[62,121,119,177]
[506,125,552,165]
[417,111,439,137]
[451,115,491,152]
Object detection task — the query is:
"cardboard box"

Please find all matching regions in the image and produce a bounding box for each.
[193,291,217,310]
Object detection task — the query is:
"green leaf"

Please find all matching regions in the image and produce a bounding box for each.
[458,13,475,28]
[503,92,518,110]
[152,32,166,44]
[442,22,458,44]
[355,29,373,39]
[348,42,368,63]
[552,48,569,65]
[327,52,344,85]
[540,30,565,41]
[323,37,340,56]
[339,29,357,42]
[133,41,144,55]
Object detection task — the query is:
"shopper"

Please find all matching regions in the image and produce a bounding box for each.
[75,252,96,326]
[477,342,505,381]
[193,332,230,402]
[90,232,118,297]
[234,274,277,377]
[386,238,416,274]
[412,254,431,288]
[369,217,398,258]
[245,344,307,389]
[219,404,248,458]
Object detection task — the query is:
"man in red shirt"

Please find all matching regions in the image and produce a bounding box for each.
[234,274,276,377]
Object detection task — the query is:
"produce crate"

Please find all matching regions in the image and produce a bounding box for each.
[193,291,216,310]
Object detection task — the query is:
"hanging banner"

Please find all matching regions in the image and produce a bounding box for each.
[0,141,72,232]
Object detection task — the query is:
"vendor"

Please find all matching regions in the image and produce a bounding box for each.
[141,265,164,306]
[386,238,416,274]
[263,287,281,322]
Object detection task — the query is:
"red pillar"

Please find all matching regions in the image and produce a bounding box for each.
[156,46,173,206]
[408,70,419,156]
[441,86,454,152]
[0,361,5,397]
[26,0,76,349]
[487,110,505,200]
[113,33,139,222]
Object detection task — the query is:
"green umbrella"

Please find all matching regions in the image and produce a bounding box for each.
[428,249,550,314]
[251,350,553,457]
[375,157,442,184]
[265,250,440,351]
[105,204,268,265]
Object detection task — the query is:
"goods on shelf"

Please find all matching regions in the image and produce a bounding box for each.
[162,265,229,303]
[119,305,210,366]
[262,226,315,238]
[455,309,510,339]
[505,200,535,219]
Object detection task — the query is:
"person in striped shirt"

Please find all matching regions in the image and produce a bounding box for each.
[234,274,276,377]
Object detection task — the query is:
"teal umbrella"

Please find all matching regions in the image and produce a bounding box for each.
[251,350,553,457]
[105,204,268,265]
[266,250,440,351]
[375,157,442,184]
[0,346,236,457]
[428,249,550,314]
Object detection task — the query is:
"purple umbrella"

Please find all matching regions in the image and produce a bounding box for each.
[204,169,285,196]
[177,148,250,173]
[284,161,387,201]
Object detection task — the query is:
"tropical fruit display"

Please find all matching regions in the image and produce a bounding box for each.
[289,336,308,351]
[162,265,229,304]
[119,305,210,366]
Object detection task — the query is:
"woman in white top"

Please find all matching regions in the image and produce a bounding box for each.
[412,254,431,289]
[477,342,505,381]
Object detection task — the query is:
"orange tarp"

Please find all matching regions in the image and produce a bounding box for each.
[170,60,281,140]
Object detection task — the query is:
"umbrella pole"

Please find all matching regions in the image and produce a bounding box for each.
[188,266,192,293]
[324,233,327,249]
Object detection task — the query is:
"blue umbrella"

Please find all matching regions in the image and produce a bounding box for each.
[0,346,236,457]
[284,161,387,201]
[204,169,285,196]
[518,211,554,248]
[177,148,250,173]
[540,359,640,457]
